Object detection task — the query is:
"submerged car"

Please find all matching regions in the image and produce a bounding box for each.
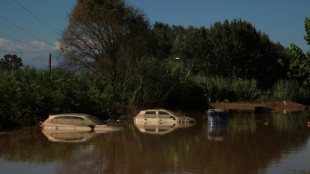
[42,113,122,132]
[134,109,196,125]
[134,109,196,135]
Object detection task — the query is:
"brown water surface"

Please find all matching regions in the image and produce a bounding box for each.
[0,111,310,174]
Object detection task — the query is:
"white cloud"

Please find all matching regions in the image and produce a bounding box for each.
[0,38,59,68]
[54,40,62,51]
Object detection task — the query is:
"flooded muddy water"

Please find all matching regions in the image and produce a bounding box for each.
[0,111,310,174]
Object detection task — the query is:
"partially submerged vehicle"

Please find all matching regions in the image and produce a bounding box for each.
[134,109,196,125]
[134,109,196,134]
[42,113,123,132]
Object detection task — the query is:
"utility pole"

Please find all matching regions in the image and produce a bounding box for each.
[49,53,51,73]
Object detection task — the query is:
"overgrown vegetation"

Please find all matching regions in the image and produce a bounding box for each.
[1,65,310,128]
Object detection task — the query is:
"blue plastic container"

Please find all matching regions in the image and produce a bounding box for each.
[207,109,228,125]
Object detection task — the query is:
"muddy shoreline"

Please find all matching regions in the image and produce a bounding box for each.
[209,101,310,112]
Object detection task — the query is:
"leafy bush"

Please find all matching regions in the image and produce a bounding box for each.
[193,75,262,102]
[272,80,310,104]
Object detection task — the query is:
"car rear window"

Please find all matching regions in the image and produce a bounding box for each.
[158,111,169,115]
[145,111,156,114]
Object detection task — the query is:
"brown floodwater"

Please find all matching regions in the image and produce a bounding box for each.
[0,111,310,174]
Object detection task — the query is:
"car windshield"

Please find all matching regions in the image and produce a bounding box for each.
[87,116,105,125]
[164,110,181,117]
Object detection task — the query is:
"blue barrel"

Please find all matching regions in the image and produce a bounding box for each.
[207,109,228,125]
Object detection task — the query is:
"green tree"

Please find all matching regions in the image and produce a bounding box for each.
[284,18,310,86]
[171,26,210,74]
[58,0,149,84]
[304,17,310,45]
[170,19,287,88]
[0,54,23,70]
[151,22,173,59]
[286,43,310,86]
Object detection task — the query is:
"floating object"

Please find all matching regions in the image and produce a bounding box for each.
[308,121,310,127]
[207,109,228,125]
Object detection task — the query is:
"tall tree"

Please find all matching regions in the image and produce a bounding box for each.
[0,54,23,71]
[283,18,310,86]
[304,17,310,45]
[58,0,149,84]
[170,19,287,88]
[286,43,310,86]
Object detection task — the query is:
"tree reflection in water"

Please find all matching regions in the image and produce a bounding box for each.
[0,111,309,174]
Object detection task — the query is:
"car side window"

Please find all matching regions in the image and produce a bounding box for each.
[158,111,171,118]
[145,111,156,118]
[158,111,169,115]
[51,116,72,125]
[72,116,91,126]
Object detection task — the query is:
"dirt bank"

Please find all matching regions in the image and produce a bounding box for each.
[210,101,310,112]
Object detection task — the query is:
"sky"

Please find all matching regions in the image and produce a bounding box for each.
[0,0,309,68]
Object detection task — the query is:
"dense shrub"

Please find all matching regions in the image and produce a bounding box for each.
[0,67,112,127]
[271,80,310,104]
[193,75,262,102]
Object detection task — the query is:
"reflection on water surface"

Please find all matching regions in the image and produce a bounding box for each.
[0,111,310,174]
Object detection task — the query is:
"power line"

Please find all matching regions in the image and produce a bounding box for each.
[0,31,20,42]
[13,0,61,36]
[0,31,52,52]
[0,14,54,46]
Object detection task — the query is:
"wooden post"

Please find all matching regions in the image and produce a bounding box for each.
[49,53,51,73]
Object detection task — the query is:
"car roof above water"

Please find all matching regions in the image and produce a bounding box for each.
[139,109,174,114]
[47,113,104,125]
[48,113,91,118]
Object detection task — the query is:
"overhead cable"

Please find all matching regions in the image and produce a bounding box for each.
[13,0,60,36]
[0,14,53,46]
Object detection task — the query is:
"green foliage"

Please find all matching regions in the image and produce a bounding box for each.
[193,75,262,102]
[0,62,207,127]
[0,54,23,70]
[304,18,310,45]
[282,18,310,87]
[271,80,310,104]
[120,57,206,109]
[286,44,310,86]
[0,67,113,127]
[151,19,288,88]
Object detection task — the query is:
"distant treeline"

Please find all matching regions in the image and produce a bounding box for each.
[145,20,289,89]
